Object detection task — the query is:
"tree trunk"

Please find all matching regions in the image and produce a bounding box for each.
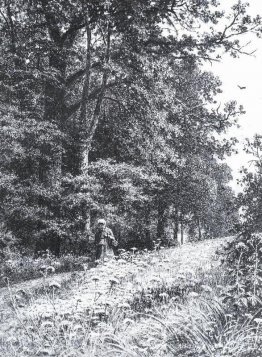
[78,22,111,231]
[42,44,66,187]
[173,207,179,244]
[77,19,92,175]
[198,217,202,240]
[145,206,153,249]
[84,24,111,157]
[75,19,111,173]
[180,217,184,245]
[41,2,82,185]
[157,201,166,241]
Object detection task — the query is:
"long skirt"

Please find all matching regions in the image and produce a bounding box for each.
[95,244,114,262]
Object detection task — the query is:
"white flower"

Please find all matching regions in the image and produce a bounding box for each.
[49,281,61,289]
[47,266,55,273]
[159,292,169,299]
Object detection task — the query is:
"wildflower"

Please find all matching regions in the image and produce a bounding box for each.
[94,307,105,315]
[177,274,185,280]
[59,320,71,328]
[41,321,54,329]
[46,266,55,273]
[169,296,178,303]
[41,312,53,319]
[159,292,169,300]
[16,289,28,297]
[236,242,247,249]
[150,277,161,283]
[109,277,119,285]
[39,265,47,272]
[53,261,62,268]
[49,281,61,289]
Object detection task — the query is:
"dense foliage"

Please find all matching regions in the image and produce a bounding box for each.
[1,0,261,255]
[221,136,262,318]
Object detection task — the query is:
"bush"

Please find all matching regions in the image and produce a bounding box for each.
[0,248,91,287]
[219,232,262,318]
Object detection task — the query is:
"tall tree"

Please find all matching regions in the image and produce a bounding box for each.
[0,0,261,251]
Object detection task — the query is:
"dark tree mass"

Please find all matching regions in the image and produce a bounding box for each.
[0,0,261,255]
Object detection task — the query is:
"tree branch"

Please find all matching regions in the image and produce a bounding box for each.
[66,68,86,87]
[66,62,102,87]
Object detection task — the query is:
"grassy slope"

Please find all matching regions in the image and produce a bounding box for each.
[1,237,248,357]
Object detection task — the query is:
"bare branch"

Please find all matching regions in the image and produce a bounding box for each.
[219,8,240,43]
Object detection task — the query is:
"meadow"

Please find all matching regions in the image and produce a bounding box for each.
[1,238,261,357]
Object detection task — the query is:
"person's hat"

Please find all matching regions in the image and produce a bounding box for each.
[97,219,106,225]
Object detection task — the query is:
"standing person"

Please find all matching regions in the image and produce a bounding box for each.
[94,219,118,262]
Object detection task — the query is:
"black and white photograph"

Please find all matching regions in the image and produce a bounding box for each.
[1,0,262,356]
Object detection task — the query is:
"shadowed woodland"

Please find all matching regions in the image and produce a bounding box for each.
[1,0,256,257]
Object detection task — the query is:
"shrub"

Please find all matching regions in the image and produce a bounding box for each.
[0,249,91,287]
[219,232,262,318]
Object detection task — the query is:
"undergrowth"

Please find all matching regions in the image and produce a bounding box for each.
[0,248,91,287]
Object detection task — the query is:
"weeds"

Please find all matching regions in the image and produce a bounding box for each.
[0,238,261,356]
[0,249,91,287]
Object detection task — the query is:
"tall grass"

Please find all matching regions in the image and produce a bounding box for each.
[1,239,261,356]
